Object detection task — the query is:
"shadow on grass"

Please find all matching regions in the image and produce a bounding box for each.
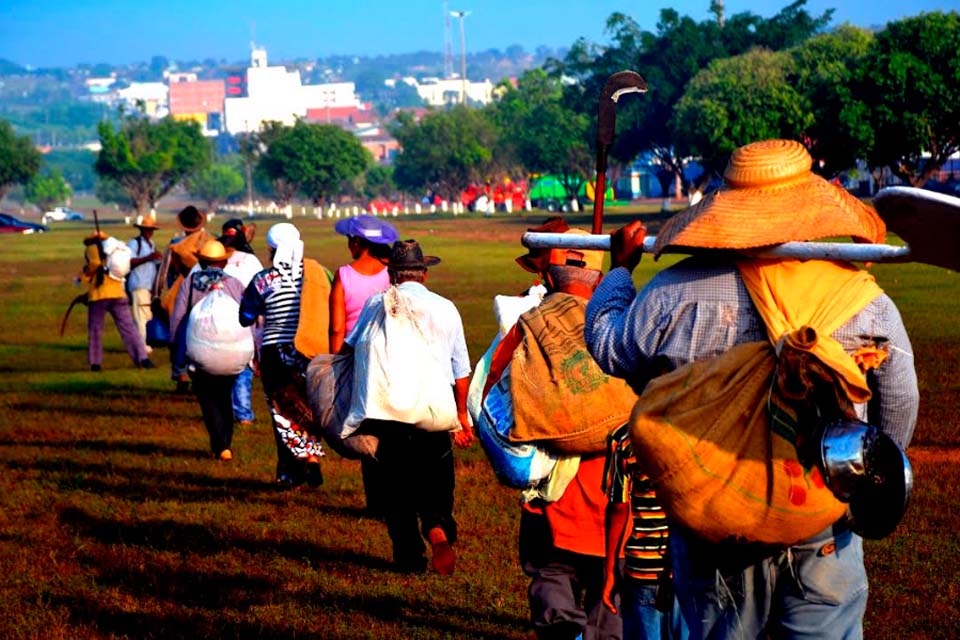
[58,506,392,571]
[0,438,209,460]
[7,401,183,421]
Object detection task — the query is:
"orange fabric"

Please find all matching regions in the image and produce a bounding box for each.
[293,258,332,359]
[542,455,609,556]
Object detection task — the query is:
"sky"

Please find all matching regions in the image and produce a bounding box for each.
[1,0,956,69]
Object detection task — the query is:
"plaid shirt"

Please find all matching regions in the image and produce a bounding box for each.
[585,258,919,449]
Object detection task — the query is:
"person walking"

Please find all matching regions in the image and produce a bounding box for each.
[239,223,331,487]
[329,214,398,516]
[80,230,153,371]
[126,214,162,353]
[342,239,473,575]
[583,139,919,639]
[170,240,248,461]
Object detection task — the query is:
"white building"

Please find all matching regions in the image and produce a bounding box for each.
[224,46,362,135]
[116,82,169,118]
[390,76,494,107]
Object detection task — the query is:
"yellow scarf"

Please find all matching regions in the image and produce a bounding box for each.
[293,258,331,359]
[737,259,884,404]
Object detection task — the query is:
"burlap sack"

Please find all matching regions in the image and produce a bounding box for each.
[509,293,636,455]
[630,340,846,546]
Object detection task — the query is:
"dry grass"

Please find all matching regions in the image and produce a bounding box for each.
[0,207,957,639]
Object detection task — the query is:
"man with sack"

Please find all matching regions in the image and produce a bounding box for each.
[584,139,919,639]
[342,239,473,575]
[80,230,153,372]
[498,224,638,640]
[126,214,162,353]
[170,240,249,461]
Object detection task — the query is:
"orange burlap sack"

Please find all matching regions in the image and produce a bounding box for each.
[509,293,636,455]
[630,340,846,545]
[293,259,331,359]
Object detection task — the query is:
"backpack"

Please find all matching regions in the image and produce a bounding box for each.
[101,236,132,281]
[185,284,254,375]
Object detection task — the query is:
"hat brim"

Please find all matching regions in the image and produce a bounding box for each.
[334,217,398,245]
[654,174,886,257]
[177,210,207,232]
[389,256,441,269]
[194,246,235,261]
[873,186,960,272]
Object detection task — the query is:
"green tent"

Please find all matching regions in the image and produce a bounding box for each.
[577,180,615,203]
[528,175,569,201]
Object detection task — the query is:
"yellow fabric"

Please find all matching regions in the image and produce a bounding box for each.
[510,293,636,455]
[630,259,886,545]
[736,259,884,404]
[294,258,332,359]
[83,244,125,302]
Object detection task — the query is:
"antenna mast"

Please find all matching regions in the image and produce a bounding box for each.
[443,0,454,78]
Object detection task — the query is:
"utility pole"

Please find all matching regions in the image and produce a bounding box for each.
[450,10,470,105]
[443,0,454,79]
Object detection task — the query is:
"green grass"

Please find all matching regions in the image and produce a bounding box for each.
[0,210,957,638]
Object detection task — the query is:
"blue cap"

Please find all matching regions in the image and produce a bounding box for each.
[334,215,399,246]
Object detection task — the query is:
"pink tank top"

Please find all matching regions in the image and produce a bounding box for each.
[339,264,390,333]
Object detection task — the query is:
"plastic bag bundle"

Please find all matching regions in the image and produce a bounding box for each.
[185,286,254,375]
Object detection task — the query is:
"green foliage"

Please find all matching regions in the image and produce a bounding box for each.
[257,121,369,206]
[391,106,497,200]
[24,167,71,211]
[0,118,42,200]
[186,162,245,211]
[360,165,396,200]
[95,112,210,214]
[42,149,98,192]
[848,11,960,186]
[672,48,812,176]
[789,25,874,176]
[94,176,130,210]
[489,69,592,196]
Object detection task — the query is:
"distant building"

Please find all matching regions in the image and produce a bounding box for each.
[223,46,363,135]
[388,76,494,106]
[116,82,169,118]
[169,80,225,136]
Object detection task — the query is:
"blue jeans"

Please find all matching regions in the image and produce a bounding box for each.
[671,523,867,639]
[232,366,255,422]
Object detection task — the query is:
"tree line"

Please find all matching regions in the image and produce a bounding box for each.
[0,3,957,214]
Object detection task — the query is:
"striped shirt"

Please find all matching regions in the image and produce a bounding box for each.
[603,424,669,586]
[585,258,919,450]
[240,263,302,347]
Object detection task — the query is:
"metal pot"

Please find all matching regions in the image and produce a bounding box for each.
[820,419,913,539]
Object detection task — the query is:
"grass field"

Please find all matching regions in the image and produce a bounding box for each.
[0,206,957,639]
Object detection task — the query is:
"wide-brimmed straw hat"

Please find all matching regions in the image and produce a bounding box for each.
[653,139,886,257]
[176,205,206,233]
[334,215,399,246]
[134,214,160,230]
[388,239,440,270]
[195,240,234,262]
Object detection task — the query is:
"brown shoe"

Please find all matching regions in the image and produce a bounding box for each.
[219,449,233,461]
[428,527,455,575]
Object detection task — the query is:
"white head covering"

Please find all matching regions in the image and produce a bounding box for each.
[266,223,304,288]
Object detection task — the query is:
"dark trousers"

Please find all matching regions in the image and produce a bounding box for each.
[520,509,622,640]
[368,421,457,567]
[190,369,238,454]
[87,297,148,367]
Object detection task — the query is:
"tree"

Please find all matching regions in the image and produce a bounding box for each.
[24,168,71,212]
[553,2,832,208]
[43,149,99,192]
[490,69,592,200]
[847,11,960,187]
[94,177,130,210]
[391,106,498,201]
[258,121,369,206]
[95,112,210,213]
[0,119,42,201]
[360,165,396,200]
[672,48,812,183]
[186,163,245,212]
[789,25,874,177]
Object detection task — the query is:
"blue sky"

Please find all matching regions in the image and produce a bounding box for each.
[1,0,955,68]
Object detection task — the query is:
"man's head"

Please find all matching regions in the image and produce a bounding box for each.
[195,239,232,269]
[176,205,206,233]
[219,218,255,254]
[387,239,440,284]
[654,139,886,257]
[543,230,604,295]
[134,214,160,239]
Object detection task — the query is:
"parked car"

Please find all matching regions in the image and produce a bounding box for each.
[0,212,49,234]
[42,206,85,222]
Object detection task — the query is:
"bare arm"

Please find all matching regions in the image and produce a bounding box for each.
[329,270,346,354]
[603,501,631,614]
[452,376,473,448]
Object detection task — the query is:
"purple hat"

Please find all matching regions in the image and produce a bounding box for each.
[334,215,399,246]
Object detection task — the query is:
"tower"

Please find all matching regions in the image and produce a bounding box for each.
[443,0,454,78]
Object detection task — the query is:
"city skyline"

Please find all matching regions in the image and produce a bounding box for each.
[1,0,955,69]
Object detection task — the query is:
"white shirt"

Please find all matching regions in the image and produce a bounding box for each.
[126,235,158,291]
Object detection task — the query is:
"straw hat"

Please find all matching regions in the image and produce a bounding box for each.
[134,214,160,230]
[176,205,206,233]
[195,240,234,262]
[653,139,886,257]
[388,239,440,270]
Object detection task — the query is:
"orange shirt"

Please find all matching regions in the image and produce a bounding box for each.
[533,455,608,557]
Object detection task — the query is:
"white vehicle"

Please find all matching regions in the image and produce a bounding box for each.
[42,206,85,222]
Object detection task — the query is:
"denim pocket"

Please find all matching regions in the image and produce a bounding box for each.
[792,529,867,606]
